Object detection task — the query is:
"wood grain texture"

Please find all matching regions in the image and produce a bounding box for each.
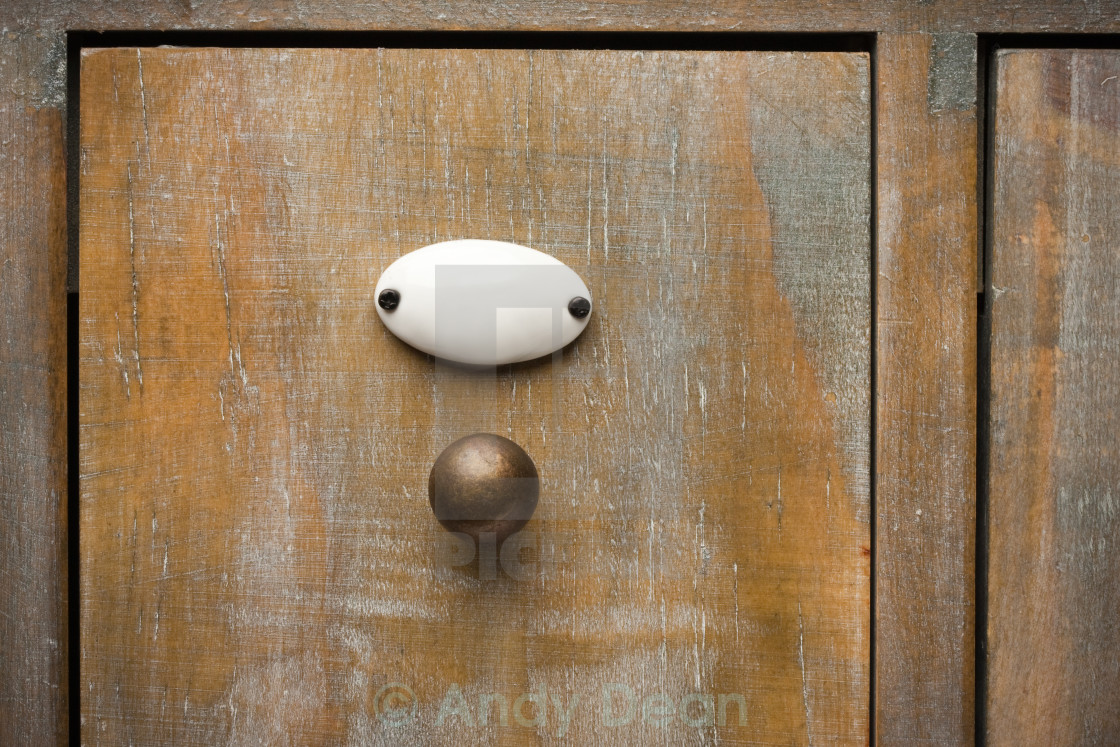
[4,0,1120,34]
[0,32,69,747]
[80,47,870,743]
[987,49,1120,746]
[0,1,1103,738]
[875,33,978,745]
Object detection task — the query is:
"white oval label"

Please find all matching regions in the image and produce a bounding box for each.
[375,240,593,365]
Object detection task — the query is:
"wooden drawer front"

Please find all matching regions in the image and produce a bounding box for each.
[987,49,1120,745]
[80,47,870,744]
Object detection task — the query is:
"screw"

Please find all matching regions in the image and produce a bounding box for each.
[378,289,400,311]
[568,296,591,319]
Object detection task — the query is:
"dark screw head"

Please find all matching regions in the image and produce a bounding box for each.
[568,296,591,319]
[378,289,400,311]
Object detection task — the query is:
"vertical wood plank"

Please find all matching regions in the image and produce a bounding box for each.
[875,32,978,745]
[0,31,69,746]
[987,49,1120,746]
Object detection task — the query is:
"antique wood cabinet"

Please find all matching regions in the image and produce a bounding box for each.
[0,2,1118,745]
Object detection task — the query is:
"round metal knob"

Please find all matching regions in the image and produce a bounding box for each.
[428,433,539,545]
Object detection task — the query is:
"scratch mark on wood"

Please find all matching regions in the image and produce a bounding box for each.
[124,161,143,390]
[733,562,740,645]
[798,597,814,746]
[692,605,705,691]
[526,51,534,250]
[586,156,593,264]
[113,312,130,399]
[826,467,831,514]
[136,49,152,173]
[212,213,237,383]
[601,131,610,261]
[701,195,708,257]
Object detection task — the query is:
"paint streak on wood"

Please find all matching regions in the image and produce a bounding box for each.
[987,49,1120,746]
[875,33,978,745]
[80,48,870,743]
[0,31,69,747]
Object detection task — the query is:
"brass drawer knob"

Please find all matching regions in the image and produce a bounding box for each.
[428,433,539,545]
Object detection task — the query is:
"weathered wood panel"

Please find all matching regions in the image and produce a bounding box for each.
[4,1,1120,34]
[987,49,1120,746]
[0,0,1114,737]
[0,31,69,747]
[874,33,979,746]
[80,47,870,743]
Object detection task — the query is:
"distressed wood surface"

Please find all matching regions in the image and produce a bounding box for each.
[986,49,1120,746]
[80,48,870,743]
[0,1,1108,740]
[875,33,978,745]
[4,0,1120,33]
[0,32,69,747]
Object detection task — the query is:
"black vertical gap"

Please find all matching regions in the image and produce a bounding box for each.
[868,32,879,747]
[975,35,999,747]
[66,37,80,293]
[66,30,81,745]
